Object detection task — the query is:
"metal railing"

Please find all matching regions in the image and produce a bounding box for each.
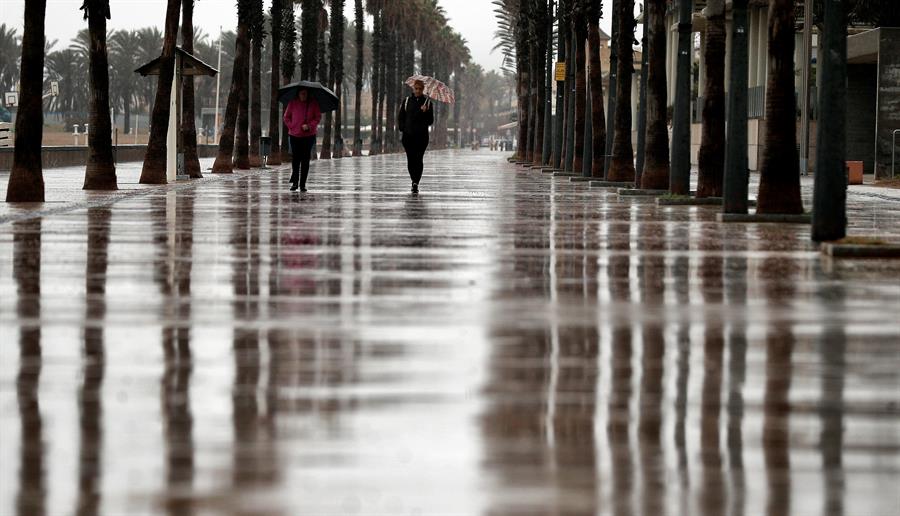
[892,129,899,179]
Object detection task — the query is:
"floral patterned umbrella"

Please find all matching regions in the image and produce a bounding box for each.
[405,75,456,104]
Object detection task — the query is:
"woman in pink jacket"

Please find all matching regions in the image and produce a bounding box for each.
[283,88,322,192]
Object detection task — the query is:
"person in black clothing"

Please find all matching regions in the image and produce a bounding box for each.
[399,80,434,194]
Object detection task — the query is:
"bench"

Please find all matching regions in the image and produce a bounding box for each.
[0,122,11,148]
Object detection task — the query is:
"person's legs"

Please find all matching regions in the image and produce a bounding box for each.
[413,136,429,184]
[299,136,315,189]
[402,136,417,183]
[289,135,302,186]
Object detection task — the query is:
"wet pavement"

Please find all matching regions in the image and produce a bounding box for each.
[1,149,899,515]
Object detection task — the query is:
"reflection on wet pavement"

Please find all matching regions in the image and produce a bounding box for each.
[1,150,899,515]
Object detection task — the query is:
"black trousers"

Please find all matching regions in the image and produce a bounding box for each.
[289,135,316,187]
[402,133,429,184]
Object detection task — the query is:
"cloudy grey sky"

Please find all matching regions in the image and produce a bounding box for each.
[1,1,620,72]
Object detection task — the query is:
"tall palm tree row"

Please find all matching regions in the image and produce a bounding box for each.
[80,0,118,191]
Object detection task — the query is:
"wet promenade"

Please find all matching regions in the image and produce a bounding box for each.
[1,150,899,515]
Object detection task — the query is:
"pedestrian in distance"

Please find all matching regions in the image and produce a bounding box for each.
[283,88,321,192]
[399,80,434,194]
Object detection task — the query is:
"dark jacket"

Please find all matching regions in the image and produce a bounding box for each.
[398,94,434,138]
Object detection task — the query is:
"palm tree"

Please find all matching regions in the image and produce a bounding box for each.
[351,0,364,156]
[140,0,182,184]
[640,0,669,189]
[586,0,605,178]
[45,48,88,126]
[696,0,725,197]
[756,0,802,214]
[267,0,282,165]
[367,4,381,155]
[300,0,320,80]
[212,0,252,174]
[5,0,47,202]
[180,1,202,177]
[811,0,848,241]
[0,24,21,95]
[135,27,163,111]
[529,0,550,166]
[248,0,265,167]
[80,0,117,191]
[320,0,344,160]
[606,0,636,183]
[109,30,140,135]
[570,0,587,173]
[280,1,297,162]
[333,1,347,158]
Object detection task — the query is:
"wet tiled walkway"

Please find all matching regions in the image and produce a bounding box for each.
[1,150,899,515]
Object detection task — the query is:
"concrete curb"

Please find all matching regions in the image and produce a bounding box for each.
[618,188,669,197]
[656,197,759,207]
[718,213,812,224]
[569,176,594,182]
[553,171,578,177]
[589,180,635,189]
[821,243,900,258]
[0,166,283,225]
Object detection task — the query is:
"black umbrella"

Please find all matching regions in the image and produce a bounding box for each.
[277,81,339,112]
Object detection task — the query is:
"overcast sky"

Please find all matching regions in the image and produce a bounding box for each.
[1,1,618,73]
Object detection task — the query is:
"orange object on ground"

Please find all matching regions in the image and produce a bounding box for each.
[846,161,864,185]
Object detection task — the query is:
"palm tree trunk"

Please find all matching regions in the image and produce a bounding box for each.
[551,0,566,169]
[607,0,636,183]
[697,0,726,198]
[722,0,750,214]
[640,0,670,189]
[83,0,118,191]
[268,0,282,165]
[249,38,262,167]
[352,0,363,156]
[811,0,847,242]
[635,6,649,184]
[530,49,543,164]
[140,0,181,185]
[212,23,251,174]
[604,1,618,176]
[182,0,202,178]
[234,43,251,170]
[280,0,297,163]
[562,33,575,172]
[757,0,802,214]
[6,0,47,202]
[588,18,606,178]
[669,0,693,194]
[368,10,380,156]
[572,21,587,174]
